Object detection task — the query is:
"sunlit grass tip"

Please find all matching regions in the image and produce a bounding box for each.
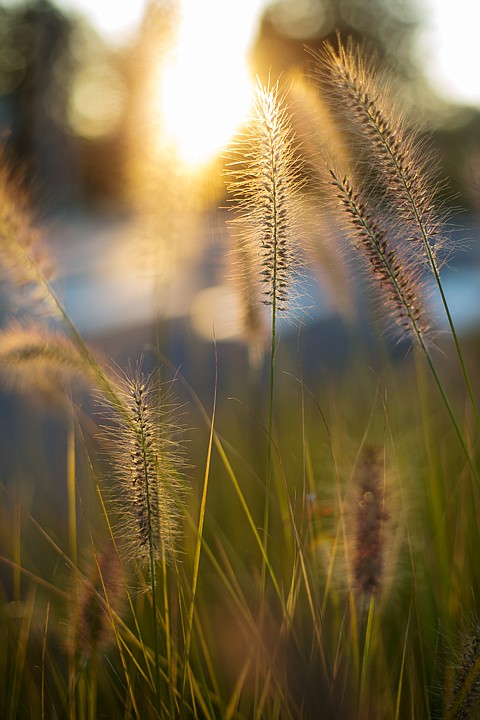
[225,78,307,320]
[328,169,432,343]
[313,37,449,275]
[0,146,58,316]
[98,362,188,565]
[0,321,98,395]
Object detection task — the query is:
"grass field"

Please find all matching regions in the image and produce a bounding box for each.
[0,39,479,719]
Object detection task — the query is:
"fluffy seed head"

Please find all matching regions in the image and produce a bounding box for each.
[226,80,305,316]
[329,170,431,342]
[314,39,446,272]
[99,364,187,564]
[449,617,480,719]
[0,148,57,316]
[77,544,124,657]
[352,445,388,597]
[0,322,96,395]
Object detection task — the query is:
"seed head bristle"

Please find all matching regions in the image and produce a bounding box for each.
[226,79,305,317]
[314,39,446,273]
[0,148,57,315]
[99,364,186,564]
[0,322,95,394]
[449,617,480,719]
[329,169,431,341]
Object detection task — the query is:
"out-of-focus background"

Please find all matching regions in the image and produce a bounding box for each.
[1,0,480,368]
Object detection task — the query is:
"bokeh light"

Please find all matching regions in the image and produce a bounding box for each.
[415,0,480,106]
[67,62,126,139]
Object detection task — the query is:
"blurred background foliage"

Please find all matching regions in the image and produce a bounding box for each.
[0,0,479,213]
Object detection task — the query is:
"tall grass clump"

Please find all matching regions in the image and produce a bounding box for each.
[0,148,192,716]
[312,39,479,480]
[1,34,480,720]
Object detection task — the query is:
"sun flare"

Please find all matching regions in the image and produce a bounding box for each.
[158,0,265,168]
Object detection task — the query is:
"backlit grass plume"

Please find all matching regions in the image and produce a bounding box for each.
[329,169,431,342]
[315,39,480,469]
[99,364,186,564]
[226,80,306,575]
[448,618,480,719]
[0,322,97,395]
[316,39,445,273]
[0,148,57,316]
[226,79,305,317]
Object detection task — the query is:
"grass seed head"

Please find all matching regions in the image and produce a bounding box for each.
[352,445,388,598]
[0,322,96,397]
[225,79,306,319]
[315,38,448,273]
[99,363,187,564]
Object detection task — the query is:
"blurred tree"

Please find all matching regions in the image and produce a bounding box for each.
[0,0,79,206]
[251,0,421,81]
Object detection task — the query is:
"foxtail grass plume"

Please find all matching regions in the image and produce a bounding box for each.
[352,445,388,597]
[0,148,57,315]
[329,169,431,341]
[226,79,305,318]
[77,544,124,658]
[230,230,269,368]
[0,322,97,395]
[315,39,446,273]
[100,364,186,564]
[449,617,480,719]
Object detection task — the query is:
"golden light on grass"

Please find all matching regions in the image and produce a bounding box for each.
[158,0,266,168]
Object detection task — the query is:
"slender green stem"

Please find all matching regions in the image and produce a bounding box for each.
[144,462,161,715]
[149,551,161,717]
[394,599,412,720]
[182,342,217,701]
[262,301,276,587]
[360,97,480,431]
[67,411,77,567]
[359,594,375,714]
[418,334,479,485]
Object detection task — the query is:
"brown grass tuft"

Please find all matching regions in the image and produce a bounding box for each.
[352,445,388,597]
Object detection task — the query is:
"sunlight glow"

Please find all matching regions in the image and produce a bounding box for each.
[416,0,480,106]
[159,0,266,168]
